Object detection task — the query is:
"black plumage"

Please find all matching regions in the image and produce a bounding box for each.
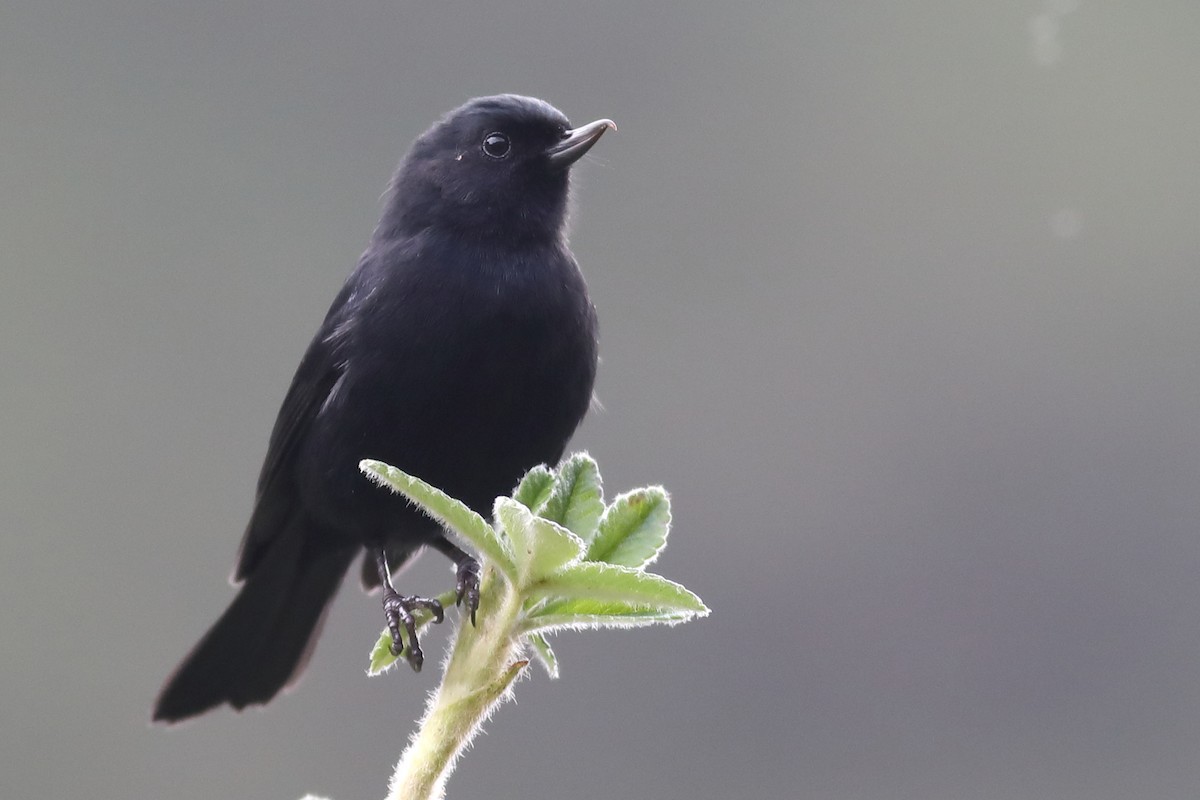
[154,95,612,722]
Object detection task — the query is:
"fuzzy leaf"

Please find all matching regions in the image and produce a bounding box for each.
[512,465,555,512]
[367,628,404,676]
[539,453,604,541]
[588,487,671,568]
[522,596,700,635]
[447,659,530,714]
[361,460,516,582]
[496,498,585,585]
[489,660,530,700]
[526,633,559,679]
[528,561,709,616]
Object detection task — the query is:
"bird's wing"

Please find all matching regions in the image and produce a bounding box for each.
[233,282,355,581]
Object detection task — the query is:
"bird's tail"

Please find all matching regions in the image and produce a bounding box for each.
[152,530,356,723]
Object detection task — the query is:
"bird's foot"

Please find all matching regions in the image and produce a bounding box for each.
[454,556,482,626]
[382,589,444,672]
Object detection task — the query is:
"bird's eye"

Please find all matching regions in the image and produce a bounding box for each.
[481,132,511,159]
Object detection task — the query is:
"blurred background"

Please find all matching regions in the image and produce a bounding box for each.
[4,2,1200,798]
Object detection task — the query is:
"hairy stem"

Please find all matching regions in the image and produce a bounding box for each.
[386,566,526,800]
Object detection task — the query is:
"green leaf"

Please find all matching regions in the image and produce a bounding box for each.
[487,659,530,701]
[521,596,700,635]
[495,498,585,586]
[512,465,555,512]
[446,662,530,710]
[588,487,671,568]
[367,628,404,676]
[526,633,559,679]
[360,460,516,582]
[528,561,709,616]
[539,453,604,541]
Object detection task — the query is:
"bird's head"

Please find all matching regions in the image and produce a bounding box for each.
[379,95,614,245]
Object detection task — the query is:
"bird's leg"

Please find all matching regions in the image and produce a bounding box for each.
[373,546,444,672]
[431,538,481,627]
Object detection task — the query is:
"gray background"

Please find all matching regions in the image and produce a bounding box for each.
[4,2,1200,798]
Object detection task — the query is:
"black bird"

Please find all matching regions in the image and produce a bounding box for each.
[154,95,612,722]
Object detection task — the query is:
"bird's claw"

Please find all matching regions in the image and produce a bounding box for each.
[455,557,481,627]
[382,589,444,672]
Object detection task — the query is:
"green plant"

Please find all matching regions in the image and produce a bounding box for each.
[341,453,708,800]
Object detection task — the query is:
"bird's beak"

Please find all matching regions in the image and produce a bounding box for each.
[546,119,615,168]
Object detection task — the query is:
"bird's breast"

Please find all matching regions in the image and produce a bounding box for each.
[300,236,597,529]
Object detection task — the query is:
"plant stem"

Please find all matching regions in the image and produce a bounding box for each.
[386,566,526,800]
